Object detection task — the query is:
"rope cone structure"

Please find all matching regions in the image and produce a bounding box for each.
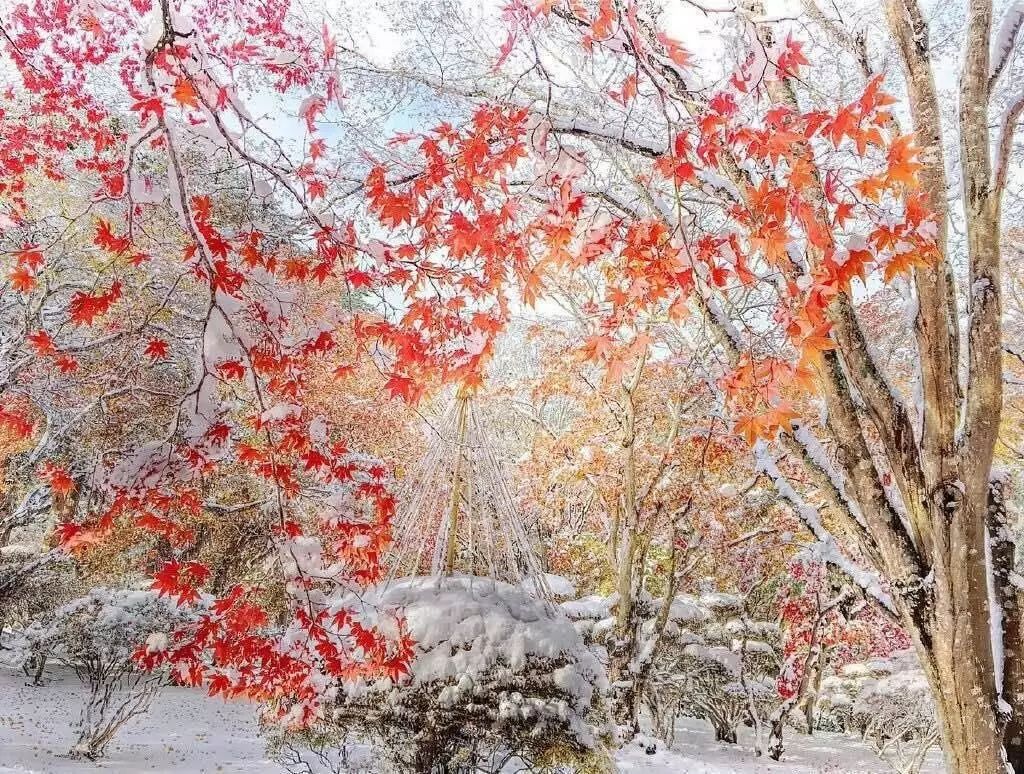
[385,390,551,597]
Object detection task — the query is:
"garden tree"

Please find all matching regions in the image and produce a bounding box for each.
[772,556,911,740]
[333,0,1024,769]
[649,592,782,746]
[2,1,1022,771]
[817,650,941,774]
[494,316,741,729]
[17,587,202,759]
[0,544,78,653]
[495,315,812,733]
[272,577,609,773]
[0,0,439,724]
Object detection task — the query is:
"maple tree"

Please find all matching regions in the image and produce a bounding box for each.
[0,0,424,726]
[1,0,1023,771]
[342,1,1022,770]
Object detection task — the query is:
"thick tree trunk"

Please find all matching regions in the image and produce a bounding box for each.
[908,497,1006,774]
[714,725,738,744]
[927,672,1005,774]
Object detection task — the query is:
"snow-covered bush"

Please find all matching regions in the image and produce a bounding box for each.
[16,586,199,759]
[816,650,937,774]
[0,546,79,680]
[0,547,78,637]
[559,592,619,676]
[642,593,781,745]
[277,576,611,773]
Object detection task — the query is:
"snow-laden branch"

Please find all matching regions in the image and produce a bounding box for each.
[547,117,666,158]
[994,89,1024,195]
[752,441,894,615]
[990,1,1024,88]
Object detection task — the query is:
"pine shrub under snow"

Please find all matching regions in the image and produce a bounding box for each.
[14,586,199,759]
[273,575,611,773]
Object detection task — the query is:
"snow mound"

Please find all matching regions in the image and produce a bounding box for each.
[660,593,710,624]
[519,572,577,600]
[344,576,605,710]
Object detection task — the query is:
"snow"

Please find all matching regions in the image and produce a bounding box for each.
[519,572,577,599]
[0,666,947,773]
[337,576,603,702]
[0,666,277,773]
[617,719,943,772]
[560,593,616,621]
[663,594,709,623]
[991,2,1024,80]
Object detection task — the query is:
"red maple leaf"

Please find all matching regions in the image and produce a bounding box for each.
[217,359,247,380]
[384,373,421,403]
[9,265,35,293]
[40,462,74,496]
[144,338,169,360]
[94,219,131,253]
[27,330,55,356]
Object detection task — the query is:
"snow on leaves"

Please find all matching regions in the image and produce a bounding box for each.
[0,0,408,724]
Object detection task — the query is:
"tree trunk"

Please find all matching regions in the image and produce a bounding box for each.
[767,715,785,760]
[802,654,823,735]
[714,725,738,744]
[927,667,1005,774]
[607,534,641,735]
[909,505,1006,774]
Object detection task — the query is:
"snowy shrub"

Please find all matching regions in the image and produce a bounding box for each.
[0,547,78,634]
[16,586,200,759]
[816,650,938,774]
[278,576,612,773]
[559,593,617,668]
[642,593,781,745]
[0,546,79,678]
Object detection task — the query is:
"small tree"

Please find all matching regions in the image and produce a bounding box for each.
[644,593,781,746]
[817,650,939,774]
[17,586,198,759]
[279,576,611,774]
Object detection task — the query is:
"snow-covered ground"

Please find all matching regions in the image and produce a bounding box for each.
[0,666,945,773]
[617,723,945,773]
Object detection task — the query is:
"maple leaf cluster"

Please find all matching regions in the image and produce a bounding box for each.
[361,1,938,448]
[0,0,414,723]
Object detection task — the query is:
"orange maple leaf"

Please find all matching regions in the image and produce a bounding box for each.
[172,78,200,109]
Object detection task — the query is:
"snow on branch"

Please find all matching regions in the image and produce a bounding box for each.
[547,117,667,158]
[752,442,893,614]
[991,1,1024,86]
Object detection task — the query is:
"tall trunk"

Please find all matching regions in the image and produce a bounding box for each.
[606,364,647,735]
[906,492,1004,774]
